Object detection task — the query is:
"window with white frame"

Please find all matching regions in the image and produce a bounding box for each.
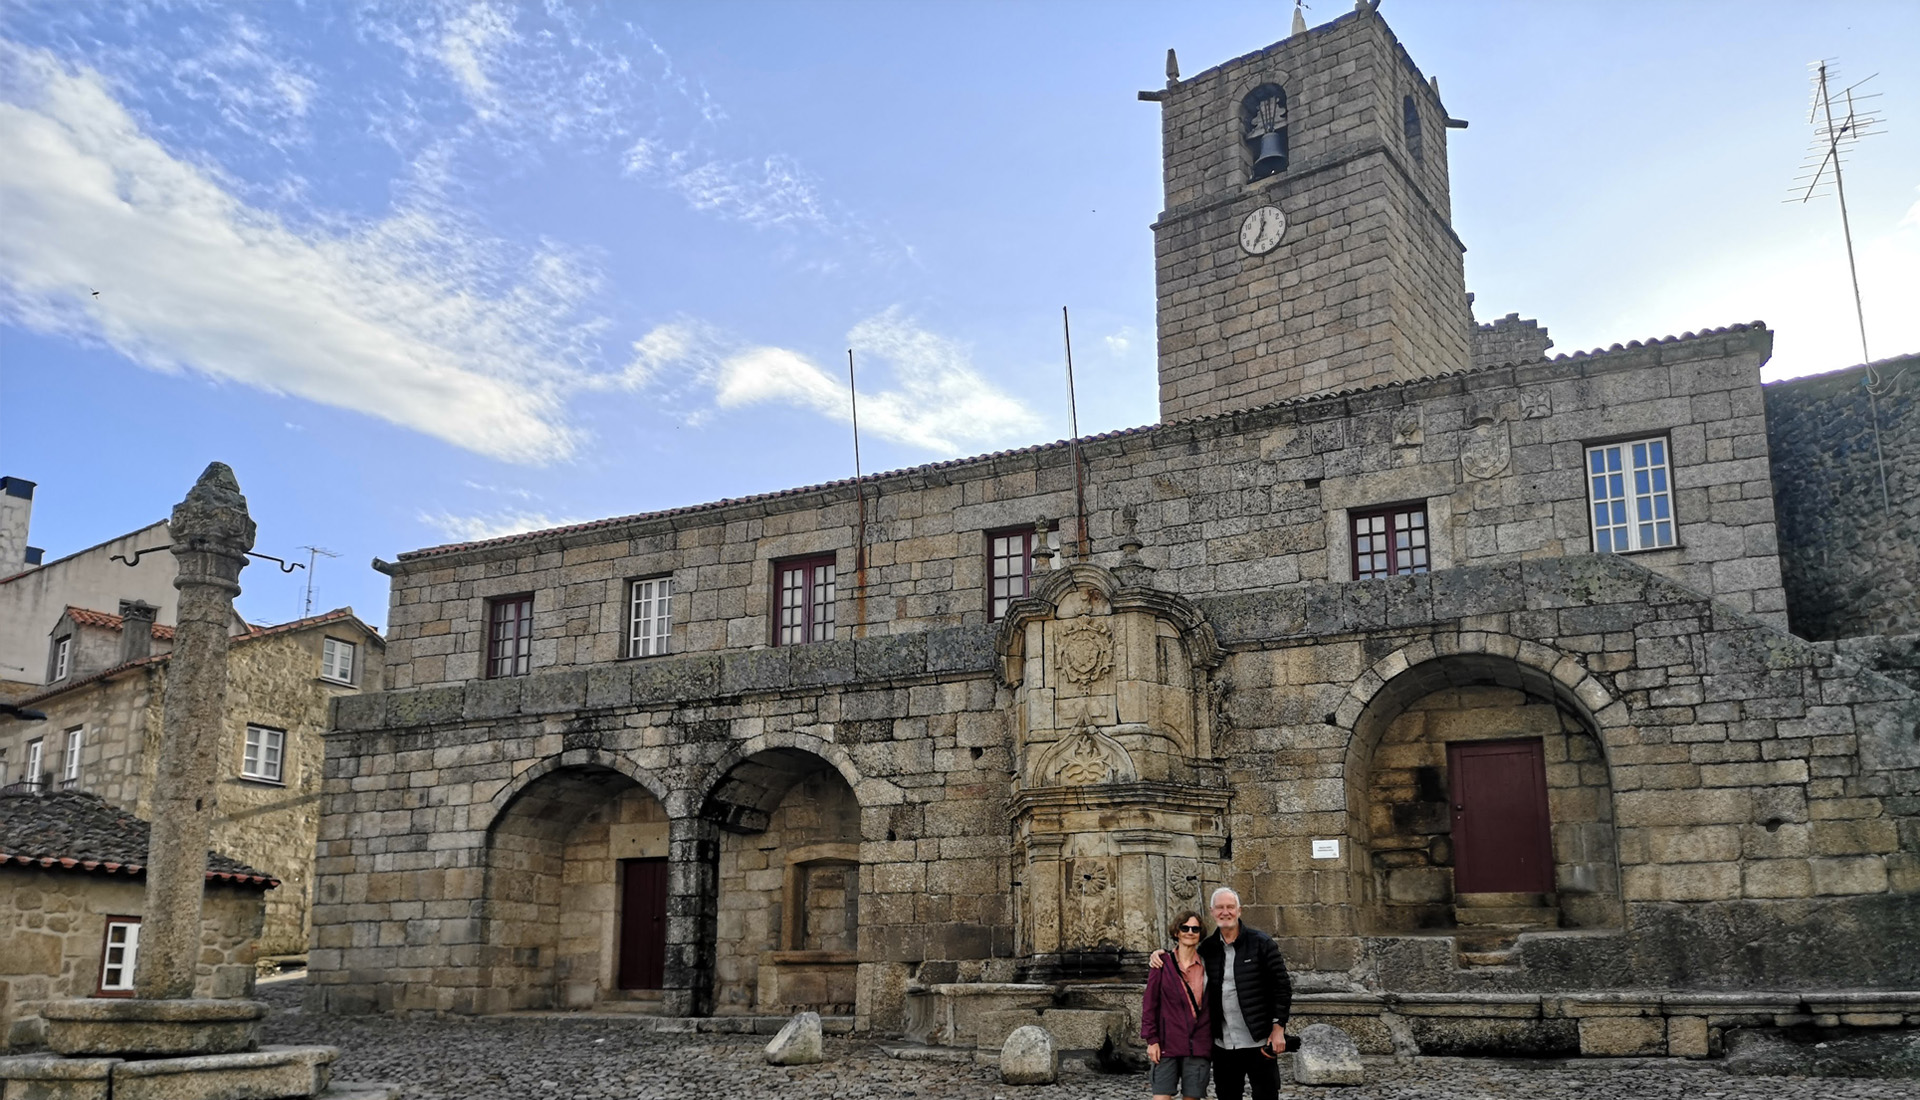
[0,747,8,787]
[320,637,356,684]
[628,577,673,658]
[1588,437,1675,553]
[242,725,285,783]
[25,738,43,791]
[98,918,139,993]
[987,525,1061,620]
[62,727,83,789]
[50,635,71,681]
[1351,503,1430,580]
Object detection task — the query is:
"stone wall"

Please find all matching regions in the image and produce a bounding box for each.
[1471,311,1553,369]
[316,552,1919,1028]
[0,869,265,1050]
[1151,8,1470,416]
[715,766,860,1013]
[0,620,383,958]
[1764,357,1918,640]
[379,329,1791,693]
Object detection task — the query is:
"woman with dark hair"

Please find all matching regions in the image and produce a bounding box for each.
[1141,909,1211,1100]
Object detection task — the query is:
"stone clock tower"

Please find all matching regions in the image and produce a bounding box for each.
[1146,3,1472,420]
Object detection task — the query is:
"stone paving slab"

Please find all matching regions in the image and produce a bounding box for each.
[258,982,1918,1100]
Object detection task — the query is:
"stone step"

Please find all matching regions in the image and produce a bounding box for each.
[1454,892,1555,908]
[323,1084,402,1100]
[1456,948,1520,968]
[1455,905,1560,927]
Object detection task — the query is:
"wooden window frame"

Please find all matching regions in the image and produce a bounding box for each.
[50,635,71,682]
[986,524,1060,621]
[97,916,140,995]
[61,726,82,789]
[485,593,535,678]
[1587,436,1675,553]
[774,555,836,647]
[627,576,674,659]
[1350,502,1431,580]
[320,637,356,685]
[241,725,285,785]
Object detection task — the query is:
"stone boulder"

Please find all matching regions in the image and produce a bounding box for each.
[764,1012,824,1066]
[1000,1025,1058,1085]
[1293,1023,1364,1086]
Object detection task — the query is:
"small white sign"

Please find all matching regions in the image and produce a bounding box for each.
[1311,839,1340,860]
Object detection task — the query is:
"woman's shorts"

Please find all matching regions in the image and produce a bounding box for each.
[1149,1054,1210,1098]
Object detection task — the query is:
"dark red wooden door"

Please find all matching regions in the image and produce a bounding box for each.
[618,858,668,990]
[1448,739,1553,894]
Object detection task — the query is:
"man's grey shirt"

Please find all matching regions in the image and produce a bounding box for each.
[1218,938,1258,1049]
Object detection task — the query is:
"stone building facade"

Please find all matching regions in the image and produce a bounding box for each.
[0,610,385,957]
[309,4,1918,1057]
[0,790,275,1051]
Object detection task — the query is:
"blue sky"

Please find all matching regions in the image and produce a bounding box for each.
[2,0,1916,631]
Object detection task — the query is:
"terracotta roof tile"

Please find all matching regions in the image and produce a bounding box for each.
[396,323,1770,564]
[0,789,278,887]
[63,606,175,642]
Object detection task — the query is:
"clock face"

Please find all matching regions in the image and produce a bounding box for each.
[1239,206,1287,255]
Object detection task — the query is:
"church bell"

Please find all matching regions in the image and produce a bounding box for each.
[1251,131,1288,178]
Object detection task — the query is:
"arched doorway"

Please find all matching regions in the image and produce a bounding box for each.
[1345,653,1623,938]
[702,748,862,1015]
[484,762,671,1010]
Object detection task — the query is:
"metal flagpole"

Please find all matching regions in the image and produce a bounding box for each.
[1063,307,1089,559]
[849,349,868,633]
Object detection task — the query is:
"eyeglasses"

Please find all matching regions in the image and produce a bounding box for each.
[1177,925,1203,934]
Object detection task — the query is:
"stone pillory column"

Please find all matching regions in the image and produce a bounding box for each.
[137,462,256,999]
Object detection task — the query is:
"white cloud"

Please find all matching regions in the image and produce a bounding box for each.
[0,43,598,465]
[620,308,1043,455]
[435,1,515,121]
[418,509,588,543]
[1104,325,1141,357]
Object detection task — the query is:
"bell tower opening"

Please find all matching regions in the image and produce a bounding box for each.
[1148,5,1471,420]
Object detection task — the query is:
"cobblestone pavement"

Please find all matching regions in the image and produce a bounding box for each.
[259,980,1918,1100]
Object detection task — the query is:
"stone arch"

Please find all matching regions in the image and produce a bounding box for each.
[486,747,671,832]
[693,730,901,830]
[700,742,870,1016]
[1334,633,1626,935]
[481,751,673,1012]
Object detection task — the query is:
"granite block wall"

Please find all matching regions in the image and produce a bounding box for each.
[0,871,265,1050]
[1764,356,1918,640]
[377,328,1790,693]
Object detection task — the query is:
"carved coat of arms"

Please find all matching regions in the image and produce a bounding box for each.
[1055,618,1114,687]
[1461,409,1511,480]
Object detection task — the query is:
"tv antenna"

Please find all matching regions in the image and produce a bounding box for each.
[1790,60,1883,366]
[1790,59,1894,509]
[298,546,339,618]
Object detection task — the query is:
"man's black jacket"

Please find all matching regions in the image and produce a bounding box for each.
[1198,924,1292,1044]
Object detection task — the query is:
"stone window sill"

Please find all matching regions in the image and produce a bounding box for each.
[316,676,355,688]
[235,775,287,788]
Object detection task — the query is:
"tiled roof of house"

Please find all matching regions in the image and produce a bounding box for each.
[9,607,380,708]
[396,322,1770,563]
[0,789,278,887]
[64,605,177,642]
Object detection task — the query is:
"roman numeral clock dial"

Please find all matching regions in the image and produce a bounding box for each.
[1239,205,1287,255]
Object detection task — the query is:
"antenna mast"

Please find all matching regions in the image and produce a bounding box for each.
[1790,59,1891,509]
[298,546,339,618]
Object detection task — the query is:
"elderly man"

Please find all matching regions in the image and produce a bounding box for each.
[1153,887,1292,1100]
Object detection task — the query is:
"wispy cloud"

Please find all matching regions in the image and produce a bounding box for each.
[614,308,1042,455]
[418,508,590,543]
[0,42,597,464]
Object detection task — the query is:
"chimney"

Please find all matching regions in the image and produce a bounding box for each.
[119,600,159,664]
[0,477,36,575]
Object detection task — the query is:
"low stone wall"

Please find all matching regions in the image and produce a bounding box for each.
[0,869,266,1050]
